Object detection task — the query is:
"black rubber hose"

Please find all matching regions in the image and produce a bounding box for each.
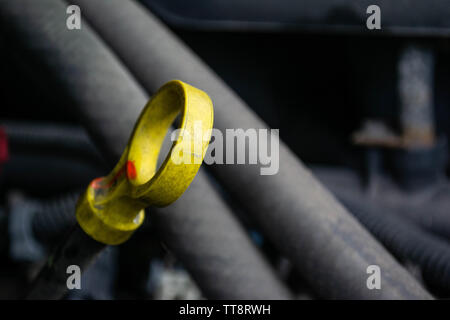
[73,0,432,299]
[338,193,450,297]
[1,123,105,194]
[2,122,104,164]
[0,0,292,299]
[313,166,450,243]
[1,154,103,194]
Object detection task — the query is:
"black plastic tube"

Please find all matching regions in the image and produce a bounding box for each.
[72,0,432,299]
[0,0,292,300]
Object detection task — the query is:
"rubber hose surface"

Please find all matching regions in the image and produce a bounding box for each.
[72,0,432,299]
[0,0,292,299]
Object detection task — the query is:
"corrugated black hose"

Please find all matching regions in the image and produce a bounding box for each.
[338,193,450,297]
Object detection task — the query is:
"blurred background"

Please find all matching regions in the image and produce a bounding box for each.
[0,0,449,299]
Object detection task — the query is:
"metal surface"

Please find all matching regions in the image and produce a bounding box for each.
[399,45,435,147]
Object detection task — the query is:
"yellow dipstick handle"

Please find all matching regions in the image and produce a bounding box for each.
[76,80,214,245]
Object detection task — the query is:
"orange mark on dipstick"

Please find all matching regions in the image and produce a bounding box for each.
[127,160,137,180]
[91,161,134,190]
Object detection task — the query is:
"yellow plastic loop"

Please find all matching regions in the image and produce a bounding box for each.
[76,80,214,245]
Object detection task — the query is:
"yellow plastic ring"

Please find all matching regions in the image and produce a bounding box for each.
[76,80,214,245]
